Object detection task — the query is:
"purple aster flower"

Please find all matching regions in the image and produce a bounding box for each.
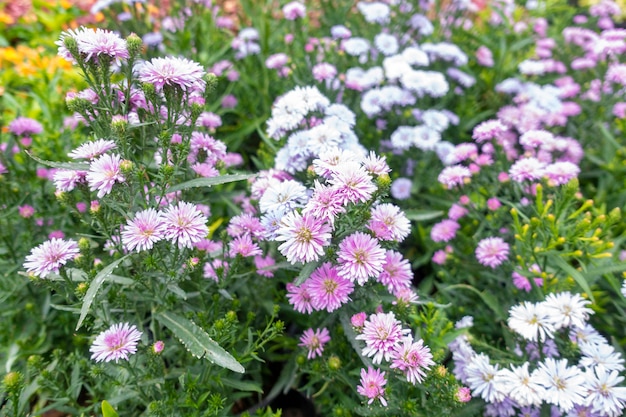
[301,180,346,228]
[378,250,412,294]
[203,259,229,282]
[90,323,142,363]
[286,282,314,314]
[336,232,386,285]
[86,153,125,198]
[275,210,332,264]
[430,219,460,243]
[356,311,410,364]
[298,328,330,359]
[24,238,80,278]
[73,27,129,64]
[8,117,43,136]
[328,162,377,205]
[68,139,117,160]
[357,366,388,406]
[306,262,354,312]
[438,165,471,189]
[368,203,410,242]
[162,201,209,249]
[390,335,435,385]
[254,255,275,278]
[472,119,505,142]
[282,1,306,20]
[390,177,412,200]
[53,169,87,192]
[509,157,545,183]
[121,208,166,252]
[138,56,206,92]
[476,237,509,268]
[543,161,580,186]
[228,235,263,258]
[227,213,265,238]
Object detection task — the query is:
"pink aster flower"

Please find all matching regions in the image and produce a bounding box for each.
[228,234,263,258]
[356,311,410,364]
[472,119,506,142]
[328,162,377,205]
[73,27,129,64]
[286,282,314,314]
[53,169,87,192]
[19,205,35,218]
[509,157,545,183]
[8,117,43,136]
[357,367,388,406]
[68,139,117,160]
[298,328,330,359]
[254,255,275,277]
[475,237,509,268]
[138,56,206,92]
[306,262,354,312]
[438,165,471,188]
[430,219,460,243]
[368,203,410,242]
[86,153,125,198]
[90,323,142,363]
[378,250,412,293]
[203,259,229,282]
[162,201,209,249]
[283,1,306,20]
[336,232,386,285]
[121,208,166,252]
[275,210,332,264]
[390,335,435,385]
[24,238,80,278]
[301,180,346,228]
[543,161,580,186]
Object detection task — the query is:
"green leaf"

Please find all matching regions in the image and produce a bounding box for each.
[553,257,595,303]
[156,311,245,373]
[404,210,444,222]
[294,261,319,286]
[441,284,506,321]
[221,377,263,393]
[102,400,119,417]
[76,255,130,330]
[26,152,90,171]
[166,173,255,193]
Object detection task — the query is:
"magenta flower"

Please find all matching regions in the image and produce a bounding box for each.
[430,219,460,243]
[8,117,43,136]
[302,180,346,228]
[24,238,80,278]
[298,328,330,359]
[275,210,332,264]
[390,336,435,385]
[138,56,206,92]
[356,311,410,364]
[90,323,142,363]
[286,282,314,314]
[357,366,388,406]
[228,235,263,258]
[68,139,117,160]
[18,205,35,218]
[254,255,275,278]
[86,153,125,198]
[378,250,413,294]
[306,262,354,312]
[162,201,209,249]
[121,208,166,252]
[336,232,386,285]
[475,237,509,268]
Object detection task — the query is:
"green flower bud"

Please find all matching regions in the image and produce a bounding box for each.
[3,371,23,395]
[126,33,143,58]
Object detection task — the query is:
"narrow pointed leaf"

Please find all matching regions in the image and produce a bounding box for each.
[76,255,130,330]
[553,257,595,302]
[404,210,444,222]
[26,152,90,171]
[102,400,119,417]
[166,173,255,193]
[156,311,244,373]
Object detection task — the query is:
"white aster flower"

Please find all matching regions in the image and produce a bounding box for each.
[508,301,555,342]
[579,342,625,372]
[499,362,544,407]
[584,366,626,417]
[541,292,593,330]
[465,353,506,403]
[534,358,587,412]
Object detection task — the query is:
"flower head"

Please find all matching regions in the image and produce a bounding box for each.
[336,232,386,285]
[138,56,206,92]
[121,208,166,252]
[68,139,117,160]
[298,328,330,359]
[275,210,331,264]
[306,262,354,312]
[390,336,435,384]
[86,153,125,198]
[357,366,388,406]
[90,323,142,363]
[356,311,410,364]
[475,237,509,268]
[8,117,43,136]
[162,201,209,249]
[24,238,80,278]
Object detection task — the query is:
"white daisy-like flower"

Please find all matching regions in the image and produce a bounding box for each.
[259,179,308,214]
[464,353,506,403]
[584,366,626,417]
[412,125,441,151]
[498,362,544,407]
[534,358,586,412]
[508,301,555,342]
[579,342,625,372]
[374,33,399,56]
[541,292,593,330]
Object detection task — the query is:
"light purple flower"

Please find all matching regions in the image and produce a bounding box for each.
[368,203,410,242]
[306,262,354,312]
[430,219,460,243]
[298,328,330,359]
[336,232,386,285]
[328,163,377,205]
[390,336,435,384]
[476,237,509,268]
[90,323,142,363]
[509,157,545,183]
[275,210,331,264]
[390,177,412,200]
[356,311,410,364]
[138,56,206,92]
[24,238,80,278]
[282,1,306,20]
[162,201,209,249]
[357,366,388,406]
[378,250,412,294]
[68,139,117,160]
[74,27,129,63]
[8,117,43,136]
[86,153,125,198]
[286,282,314,314]
[438,165,471,188]
[121,208,166,252]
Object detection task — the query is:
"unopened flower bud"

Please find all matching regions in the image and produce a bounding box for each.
[3,371,23,395]
[126,33,143,58]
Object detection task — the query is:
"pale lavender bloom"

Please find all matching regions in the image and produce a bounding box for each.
[53,169,87,192]
[465,353,505,403]
[228,235,263,258]
[534,358,586,412]
[259,179,308,214]
[73,27,129,63]
[302,180,346,228]
[68,139,117,160]
[583,366,626,417]
[390,335,435,384]
[356,311,410,364]
[472,119,506,142]
[336,232,386,285]
[498,362,543,407]
[328,162,377,205]
[312,62,337,81]
[430,219,460,243]
[306,262,353,312]
[138,56,206,92]
[438,165,471,188]
[8,117,43,136]
[390,177,412,200]
[282,1,306,20]
[378,250,412,294]
[298,328,330,359]
[86,153,125,198]
[509,157,545,183]
[476,237,509,268]
[368,203,410,242]
[265,53,289,69]
[543,161,580,185]
[275,210,331,264]
[24,238,80,278]
[162,201,209,249]
[121,208,166,252]
[357,367,388,406]
[476,45,494,67]
[90,323,142,363]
